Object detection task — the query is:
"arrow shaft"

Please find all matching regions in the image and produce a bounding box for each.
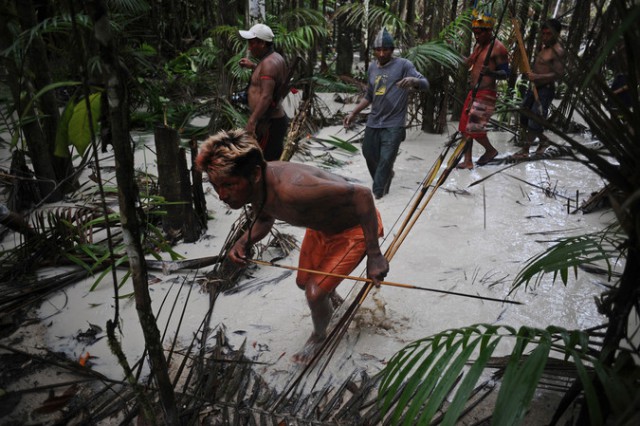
[249,259,521,305]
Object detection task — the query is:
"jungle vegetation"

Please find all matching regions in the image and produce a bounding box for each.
[0,0,637,424]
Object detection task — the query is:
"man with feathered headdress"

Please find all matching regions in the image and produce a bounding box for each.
[457,9,510,169]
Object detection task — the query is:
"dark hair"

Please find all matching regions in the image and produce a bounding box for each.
[231,148,266,178]
[542,19,562,34]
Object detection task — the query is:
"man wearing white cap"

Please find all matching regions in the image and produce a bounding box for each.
[238,24,289,161]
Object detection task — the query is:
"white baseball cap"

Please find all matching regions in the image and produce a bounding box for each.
[239,24,274,42]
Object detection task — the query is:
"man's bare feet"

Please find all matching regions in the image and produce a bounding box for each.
[535,142,550,155]
[476,149,499,166]
[292,333,326,364]
[512,149,530,159]
[456,161,474,170]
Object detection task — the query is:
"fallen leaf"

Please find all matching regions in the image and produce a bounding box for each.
[34,384,78,414]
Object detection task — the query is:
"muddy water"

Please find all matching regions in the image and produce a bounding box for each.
[35,127,615,391]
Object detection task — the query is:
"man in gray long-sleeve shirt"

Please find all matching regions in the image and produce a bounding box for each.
[344,28,429,199]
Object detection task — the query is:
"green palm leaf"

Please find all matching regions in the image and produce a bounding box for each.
[377,325,639,425]
[402,41,463,74]
[493,328,551,425]
[512,225,622,289]
[442,329,501,425]
[68,92,102,155]
[310,135,358,153]
[380,325,504,425]
[335,3,407,43]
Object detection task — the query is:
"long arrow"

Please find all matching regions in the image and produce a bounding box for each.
[250,259,521,305]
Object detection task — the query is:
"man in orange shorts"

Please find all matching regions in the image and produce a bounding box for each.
[457,11,510,169]
[297,209,384,294]
[196,129,388,363]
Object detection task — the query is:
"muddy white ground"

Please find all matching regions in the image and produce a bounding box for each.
[0,96,617,423]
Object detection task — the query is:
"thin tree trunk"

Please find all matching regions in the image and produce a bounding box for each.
[190,139,208,231]
[0,1,63,202]
[554,0,591,130]
[16,0,75,194]
[451,8,472,121]
[154,125,201,243]
[335,3,354,76]
[89,1,179,423]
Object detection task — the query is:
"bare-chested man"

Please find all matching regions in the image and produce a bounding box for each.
[515,19,565,158]
[196,129,389,363]
[239,24,289,161]
[457,12,510,169]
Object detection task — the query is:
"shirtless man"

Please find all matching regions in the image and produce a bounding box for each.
[515,19,565,158]
[196,129,389,363]
[239,24,289,161]
[457,11,510,169]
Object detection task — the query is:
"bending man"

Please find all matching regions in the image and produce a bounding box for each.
[196,129,389,363]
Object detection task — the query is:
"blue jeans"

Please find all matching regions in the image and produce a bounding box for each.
[363,127,406,197]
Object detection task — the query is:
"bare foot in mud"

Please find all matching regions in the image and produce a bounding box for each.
[291,333,326,364]
[535,142,550,155]
[512,148,530,159]
[476,149,499,166]
[456,161,474,170]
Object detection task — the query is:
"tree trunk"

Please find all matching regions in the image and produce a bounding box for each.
[190,139,208,231]
[16,0,75,194]
[89,1,179,423]
[335,9,354,76]
[154,125,202,243]
[0,0,64,202]
[554,0,591,130]
[451,15,472,121]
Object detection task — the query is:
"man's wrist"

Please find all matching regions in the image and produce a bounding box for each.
[367,248,383,257]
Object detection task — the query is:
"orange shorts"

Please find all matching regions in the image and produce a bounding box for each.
[296,210,384,293]
[458,89,497,139]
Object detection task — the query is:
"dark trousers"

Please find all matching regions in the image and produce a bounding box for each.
[258,115,289,161]
[362,126,406,197]
[520,85,555,133]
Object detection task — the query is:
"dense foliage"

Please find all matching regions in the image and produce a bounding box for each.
[1,0,637,424]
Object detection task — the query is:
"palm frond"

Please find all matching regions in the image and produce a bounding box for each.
[402,41,463,74]
[511,225,624,290]
[310,135,359,153]
[378,324,638,425]
[107,0,151,15]
[276,8,327,30]
[437,7,474,50]
[210,25,246,53]
[310,75,359,93]
[335,4,407,42]
[272,13,328,60]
